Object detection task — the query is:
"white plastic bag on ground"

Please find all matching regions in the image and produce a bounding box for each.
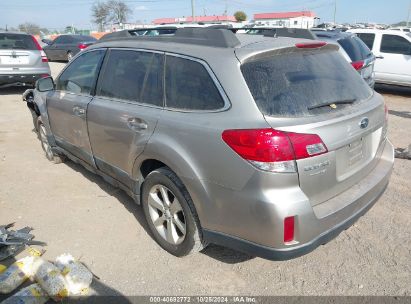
[0,283,49,304]
[55,254,93,296]
[0,256,38,294]
[32,258,69,301]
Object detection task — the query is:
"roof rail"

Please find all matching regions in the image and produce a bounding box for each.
[230,27,316,40]
[99,28,241,48]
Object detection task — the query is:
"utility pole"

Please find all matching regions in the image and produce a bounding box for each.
[333,0,337,25]
[407,0,411,27]
[191,0,195,23]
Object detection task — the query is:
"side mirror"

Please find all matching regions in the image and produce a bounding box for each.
[36,76,55,92]
[42,39,53,45]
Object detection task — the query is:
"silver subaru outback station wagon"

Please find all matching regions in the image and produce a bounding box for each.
[27,28,394,260]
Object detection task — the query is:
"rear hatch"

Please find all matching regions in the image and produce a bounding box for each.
[0,33,42,70]
[240,45,387,208]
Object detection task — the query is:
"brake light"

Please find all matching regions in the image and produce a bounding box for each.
[31,35,42,51]
[351,60,364,71]
[78,43,88,50]
[222,129,328,173]
[40,50,48,62]
[295,41,327,49]
[286,132,327,159]
[41,74,50,78]
[284,216,295,243]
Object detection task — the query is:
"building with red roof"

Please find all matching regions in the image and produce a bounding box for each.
[253,11,318,28]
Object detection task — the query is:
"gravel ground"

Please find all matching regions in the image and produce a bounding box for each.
[0,62,410,297]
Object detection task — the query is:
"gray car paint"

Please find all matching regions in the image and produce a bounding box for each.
[31,33,394,257]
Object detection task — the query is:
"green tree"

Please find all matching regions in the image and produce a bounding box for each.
[234,11,247,22]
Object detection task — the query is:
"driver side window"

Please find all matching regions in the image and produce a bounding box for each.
[56,50,105,95]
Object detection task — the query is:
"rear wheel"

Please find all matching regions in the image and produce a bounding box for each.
[37,119,65,164]
[142,167,205,256]
[67,51,73,62]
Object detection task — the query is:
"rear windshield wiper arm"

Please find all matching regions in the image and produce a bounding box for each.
[308,99,356,111]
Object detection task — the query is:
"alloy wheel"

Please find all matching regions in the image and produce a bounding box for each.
[147,184,187,245]
[39,124,54,160]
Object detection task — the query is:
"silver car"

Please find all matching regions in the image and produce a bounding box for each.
[0,32,51,88]
[28,28,394,260]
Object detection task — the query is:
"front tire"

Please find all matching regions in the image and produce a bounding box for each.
[141,167,205,257]
[37,119,65,164]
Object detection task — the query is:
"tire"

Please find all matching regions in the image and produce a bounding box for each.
[67,51,73,62]
[141,167,205,257]
[37,119,65,164]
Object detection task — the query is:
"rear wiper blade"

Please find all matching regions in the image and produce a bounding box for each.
[308,99,356,110]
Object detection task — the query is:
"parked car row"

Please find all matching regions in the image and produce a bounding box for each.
[25,28,394,260]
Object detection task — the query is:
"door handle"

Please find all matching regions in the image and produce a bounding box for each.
[376,55,384,59]
[127,118,148,131]
[73,106,85,116]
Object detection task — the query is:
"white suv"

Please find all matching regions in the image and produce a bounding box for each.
[349,29,411,87]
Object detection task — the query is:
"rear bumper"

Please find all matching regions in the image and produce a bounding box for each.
[200,140,394,260]
[0,73,49,86]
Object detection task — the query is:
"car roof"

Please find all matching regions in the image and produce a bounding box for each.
[311,30,355,40]
[349,29,408,35]
[0,31,30,35]
[91,28,335,63]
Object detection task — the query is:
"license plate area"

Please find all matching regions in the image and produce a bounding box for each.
[0,56,29,65]
[348,138,364,167]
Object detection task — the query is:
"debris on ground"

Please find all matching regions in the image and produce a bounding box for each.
[0,250,95,303]
[0,248,44,294]
[0,224,46,261]
[33,258,69,301]
[395,144,411,160]
[55,254,93,296]
[1,283,49,304]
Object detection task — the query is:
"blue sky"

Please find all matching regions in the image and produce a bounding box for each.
[1,0,410,30]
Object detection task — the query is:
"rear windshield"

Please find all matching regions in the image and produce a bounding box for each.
[0,33,37,50]
[338,36,372,62]
[241,50,372,117]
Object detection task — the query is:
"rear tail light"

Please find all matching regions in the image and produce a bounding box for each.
[284,216,295,243]
[351,60,364,71]
[295,41,327,49]
[222,128,328,173]
[78,43,88,50]
[40,50,48,62]
[41,74,50,78]
[31,35,48,62]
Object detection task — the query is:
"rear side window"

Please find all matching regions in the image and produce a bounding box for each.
[165,56,225,110]
[241,50,372,117]
[338,36,371,62]
[0,34,37,50]
[98,50,164,106]
[381,35,411,55]
[356,33,375,49]
[56,50,105,94]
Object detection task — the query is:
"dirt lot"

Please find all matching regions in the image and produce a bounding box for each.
[0,62,410,297]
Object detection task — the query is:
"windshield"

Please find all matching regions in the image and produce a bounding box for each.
[0,33,37,50]
[241,50,372,117]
